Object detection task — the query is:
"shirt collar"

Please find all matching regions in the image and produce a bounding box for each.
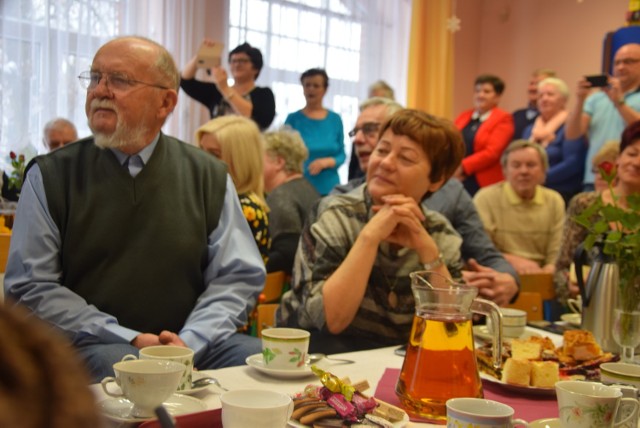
[471,110,492,122]
[110,133,160,167]
[504,181,544,205]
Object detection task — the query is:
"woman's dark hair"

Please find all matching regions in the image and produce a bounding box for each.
[474,74,506,95]
[620,120,640,153]
[229,42,264,79]
[300,68,329,88]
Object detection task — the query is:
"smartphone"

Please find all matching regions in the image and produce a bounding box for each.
[196,43,223,69]
[585,74,609,87]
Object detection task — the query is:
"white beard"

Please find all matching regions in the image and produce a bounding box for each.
[89,100,149,150]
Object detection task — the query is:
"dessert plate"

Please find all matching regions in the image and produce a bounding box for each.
[473,325,541,342]
[480,372,556,396]
[99,393,207,423]
[529,417,560,428]
[246,353,318,379]
[288,411,409,428]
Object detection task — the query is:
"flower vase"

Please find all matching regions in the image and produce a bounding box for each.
[612,274,640,363]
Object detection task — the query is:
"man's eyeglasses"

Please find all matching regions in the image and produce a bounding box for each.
[348,122,381,138]
[614,58,640,66]
[230,58,251,65]
[77,71,170,92]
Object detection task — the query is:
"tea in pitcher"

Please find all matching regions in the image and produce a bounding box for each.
[395,314,483,422]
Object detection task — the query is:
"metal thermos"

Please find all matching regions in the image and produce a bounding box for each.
[575,243,620,353]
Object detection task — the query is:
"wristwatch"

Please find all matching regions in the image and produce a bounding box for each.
[617,98,626,106]
[422,254,444,271]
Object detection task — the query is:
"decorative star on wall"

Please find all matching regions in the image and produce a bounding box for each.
[447,15,461,33]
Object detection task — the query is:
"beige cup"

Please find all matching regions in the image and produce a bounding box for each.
[127,346,194,391]
[555,380,639,428]
[101,359,185,418]
[221,389,293,428]
[487,308,527,338]
[261,328,310,370]
[446,398,529,427]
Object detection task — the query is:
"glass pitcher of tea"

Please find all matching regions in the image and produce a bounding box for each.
[395,271,502,423]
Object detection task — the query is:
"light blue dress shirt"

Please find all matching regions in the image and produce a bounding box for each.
[4,134,265,360]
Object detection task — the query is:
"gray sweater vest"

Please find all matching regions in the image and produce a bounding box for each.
[33,134,227,334]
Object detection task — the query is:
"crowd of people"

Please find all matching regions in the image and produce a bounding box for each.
[3,36,640,404]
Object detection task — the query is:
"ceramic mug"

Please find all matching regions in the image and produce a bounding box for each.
[101,359,185,418]
[261,328,310,370]
[487,308,527,338]
[123,345,195,391]
[555,380,639,428]
[221,389,294,428]
[446,398,529,427]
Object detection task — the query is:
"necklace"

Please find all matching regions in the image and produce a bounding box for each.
[383,272,400,309]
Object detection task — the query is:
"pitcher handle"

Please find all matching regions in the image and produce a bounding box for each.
[471,298,503,368]
[573,243,590,306]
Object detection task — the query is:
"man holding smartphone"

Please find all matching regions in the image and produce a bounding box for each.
[565,43,640,190]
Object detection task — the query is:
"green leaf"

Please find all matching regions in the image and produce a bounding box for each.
[593,220,609,234]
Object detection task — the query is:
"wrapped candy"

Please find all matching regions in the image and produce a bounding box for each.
[310,365,355,400]
[325,392,358,422]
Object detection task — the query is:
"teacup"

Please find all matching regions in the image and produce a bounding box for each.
[101,359,185,418]
[221,389,294,428]
[261,328,310,370]
[124,345,194,391]
[567,295,582,314]
[446,398,529,427]
[487,308,527,338]
[555,380,639,428]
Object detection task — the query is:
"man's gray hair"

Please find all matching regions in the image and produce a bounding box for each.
[501,139,549,171]
[359,97,403,116]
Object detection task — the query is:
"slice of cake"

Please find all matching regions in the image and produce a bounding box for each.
[511,338,542,360]
[563,330,603,361]
[501,358,531,386]
[530,361,559,388]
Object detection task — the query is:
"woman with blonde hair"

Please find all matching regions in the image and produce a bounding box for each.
[196,116,271,263]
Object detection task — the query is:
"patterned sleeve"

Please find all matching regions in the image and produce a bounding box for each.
[239,193,271,265]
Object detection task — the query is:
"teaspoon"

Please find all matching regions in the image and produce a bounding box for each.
[191,376,228,391]
[307,353,355,365]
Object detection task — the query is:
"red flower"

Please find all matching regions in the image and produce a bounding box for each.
[598,161,615,175]
[9,152,16,160]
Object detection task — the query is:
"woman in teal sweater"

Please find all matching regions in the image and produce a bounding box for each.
[285,68,345,195]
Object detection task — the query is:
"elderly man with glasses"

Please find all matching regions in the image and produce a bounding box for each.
[4,36,264,381]
[566,42,640,190]
[332,97,519,306]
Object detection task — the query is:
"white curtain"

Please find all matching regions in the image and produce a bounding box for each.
[0,0,410,180]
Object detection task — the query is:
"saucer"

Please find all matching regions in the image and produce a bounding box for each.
[473,325,541,342]
[179,372,215,395]
[560,313,581,327]
[246,353,316,379]
[99,393,207,423]
[529,417,560,428]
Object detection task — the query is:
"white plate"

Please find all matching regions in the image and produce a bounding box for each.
[179,371,216,395]
[480,372,556,396]
[529,417,560,428]
[473,325,541,342]
[246,353,318,379]
[98,393,207,423]
[288,412,409,427]
[560,313,581,327]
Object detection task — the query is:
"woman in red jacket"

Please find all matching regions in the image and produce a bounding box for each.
[454,74,514,196]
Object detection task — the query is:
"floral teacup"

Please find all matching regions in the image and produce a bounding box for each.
[261,328,309,370]
[555,380,639,428]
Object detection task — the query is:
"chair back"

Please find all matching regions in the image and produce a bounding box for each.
[262,271,286,303]
[256,303,279,338]
[519,273,555,300]
[507,291,544,321]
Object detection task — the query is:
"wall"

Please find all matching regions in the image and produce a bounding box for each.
[453,0,630,117]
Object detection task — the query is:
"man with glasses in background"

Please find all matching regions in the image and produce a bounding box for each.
[4,36,264,381]
[332,97,519,306]
[566,42,640,190]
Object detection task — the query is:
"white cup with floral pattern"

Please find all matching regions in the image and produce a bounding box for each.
[555,380,639,428]
[261,328,310,370]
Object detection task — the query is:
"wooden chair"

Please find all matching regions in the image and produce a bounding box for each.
[261,271,286,303]
[0,233,10,303]
[507,291,544,321]
[519,273,557,321]
[256,303,279,338]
